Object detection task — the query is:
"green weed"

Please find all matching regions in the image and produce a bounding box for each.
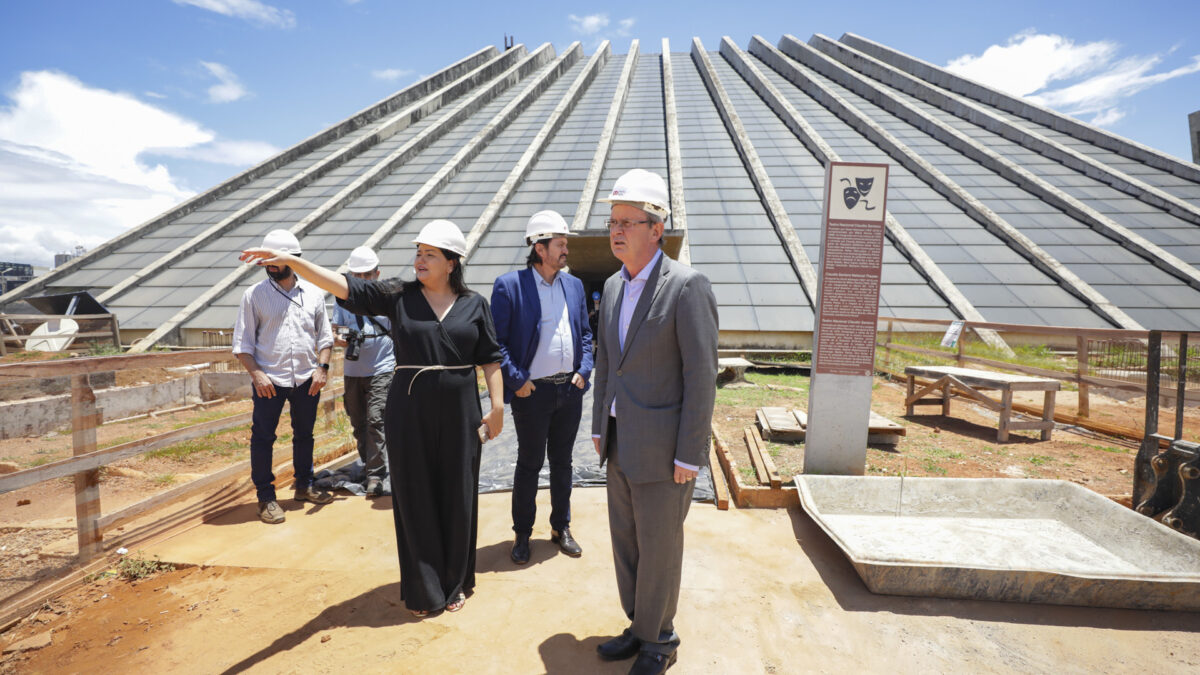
[116,552,175,581]
[1028,455,1053,466]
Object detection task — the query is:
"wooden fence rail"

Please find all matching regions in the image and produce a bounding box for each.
[0,348,345,562]
[878,316,1200,419]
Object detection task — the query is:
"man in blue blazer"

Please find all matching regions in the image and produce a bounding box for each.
[491,210,594,565]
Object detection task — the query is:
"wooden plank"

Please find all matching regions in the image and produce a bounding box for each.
[0,348,236,378]
[711,424,745,506]
[998,389,1014,443]
[0,313,117,320]
[905,365,1058,388]
[97,460,250,533]
[0,411,253,494]
[1,330,130,342]
[708,443,730,510]
[867,410,906,436]
[758,406,805,441]
[878,315,1150,340]
[71,374,102,561]
[743,427,770,486]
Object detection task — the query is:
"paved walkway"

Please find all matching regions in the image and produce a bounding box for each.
[135,489,1200,674]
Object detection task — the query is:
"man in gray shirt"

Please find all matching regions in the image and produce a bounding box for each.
[232,229,336,524]
[331,246,395,497]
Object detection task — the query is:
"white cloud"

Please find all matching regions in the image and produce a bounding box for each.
[144,91,168,100]
[200,61,248,103]
[947,31,1200,127]
[172,0,296,29]
[1031,53,1200,115]
[947,32,1115,96]
[0,71,277,266]
[618,18,635,36]
[371,68,414,82]
[568,13,608,35]
[1089,108,1125,127]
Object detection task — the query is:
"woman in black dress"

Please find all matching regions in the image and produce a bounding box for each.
[239,220,504,617]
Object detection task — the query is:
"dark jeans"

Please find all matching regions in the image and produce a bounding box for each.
[250,377,320,503]
[509,379,583,536]
[344,372,393,478]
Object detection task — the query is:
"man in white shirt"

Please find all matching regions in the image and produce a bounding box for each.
[232,229,335,524]
[491,211,594,564]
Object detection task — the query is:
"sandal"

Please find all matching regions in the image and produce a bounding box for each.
[445,592,466,613]
[409,609,428,618]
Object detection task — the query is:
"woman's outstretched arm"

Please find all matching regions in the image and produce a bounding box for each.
[239,248,349,299]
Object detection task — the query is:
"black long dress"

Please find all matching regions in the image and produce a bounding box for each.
[339,276,502,612]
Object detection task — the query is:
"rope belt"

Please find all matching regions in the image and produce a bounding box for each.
[394,364,475,395]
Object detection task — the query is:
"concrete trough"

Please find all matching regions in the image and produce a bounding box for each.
[796,475,1200,611]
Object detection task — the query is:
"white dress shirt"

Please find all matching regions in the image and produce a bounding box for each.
[232,277,334,388]
[527,271,575,380]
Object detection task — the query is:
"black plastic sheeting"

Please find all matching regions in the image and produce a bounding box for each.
[478,388,715,503]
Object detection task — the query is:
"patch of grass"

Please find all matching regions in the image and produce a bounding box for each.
[924,446,964,459]
[278,431,293,443]
[24,456,55,468]
[151,473,176,486]
[86,341,124,356]
[1028,455,1053,466]
[116,552,175,581]
[921,458,947,475]
[145,436,243,461]
[715,371,811,408]
[170,410,237,430]
[100,435,135,449]
[736,465,757,484]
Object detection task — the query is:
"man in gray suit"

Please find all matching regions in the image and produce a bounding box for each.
[590,169,719,675]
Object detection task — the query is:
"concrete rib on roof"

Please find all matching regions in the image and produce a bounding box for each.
[4,34,1199,349]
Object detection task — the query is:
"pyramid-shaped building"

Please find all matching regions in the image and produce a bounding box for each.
[4,34,1199,349]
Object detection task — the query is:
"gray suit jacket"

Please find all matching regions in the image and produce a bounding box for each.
[591,252,719,483]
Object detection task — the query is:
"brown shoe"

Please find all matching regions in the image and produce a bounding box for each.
[293,486,334,504]
[258,500,285,524]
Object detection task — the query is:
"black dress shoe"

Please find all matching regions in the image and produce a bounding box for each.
[510,535,530,565]
[596,631,641,661]
[551,528,582,557]
[628,650,677,675]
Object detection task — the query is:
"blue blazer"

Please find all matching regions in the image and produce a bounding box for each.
[490,267,594,404]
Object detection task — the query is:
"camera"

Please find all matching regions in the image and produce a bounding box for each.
[344,329,364,361]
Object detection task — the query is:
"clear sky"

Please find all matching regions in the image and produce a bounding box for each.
[1,0,1198,267]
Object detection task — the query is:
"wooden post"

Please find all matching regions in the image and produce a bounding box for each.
[1076,335,1090,419]
[956,328,965,366]
[109,314,122,351]
[998,388,1013,443]
[71,373,103,561]
[1134,331,1162,505]
[1041,390,1056,441]
[1176,333,1189,441]
[905,374,915,416]
[885,319,893,369]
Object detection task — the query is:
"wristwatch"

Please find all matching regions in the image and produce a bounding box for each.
[319,363,330,370]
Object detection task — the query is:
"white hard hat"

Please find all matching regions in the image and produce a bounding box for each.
[412,220,468,257]
[524,210,570,245]
[263,229,302,254]
[598,169,671,220]
[346,246,379,273]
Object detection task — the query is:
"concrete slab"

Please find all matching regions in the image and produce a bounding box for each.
[798,475,1200,610]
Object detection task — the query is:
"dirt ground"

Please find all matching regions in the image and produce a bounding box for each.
[0,393,351,601]
[2,368,1199,673]
[711,371,1199,499]
[3,489,1199,674]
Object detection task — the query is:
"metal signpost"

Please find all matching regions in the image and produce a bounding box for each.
[805,161,889,475]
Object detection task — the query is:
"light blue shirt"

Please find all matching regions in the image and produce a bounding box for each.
[331,304,395,378]
[527,271,574,380]
[233,278,334,388]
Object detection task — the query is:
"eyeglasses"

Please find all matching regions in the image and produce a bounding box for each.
[604,218,652,232]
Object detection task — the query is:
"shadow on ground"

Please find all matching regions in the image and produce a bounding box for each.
[217,581,416,674]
